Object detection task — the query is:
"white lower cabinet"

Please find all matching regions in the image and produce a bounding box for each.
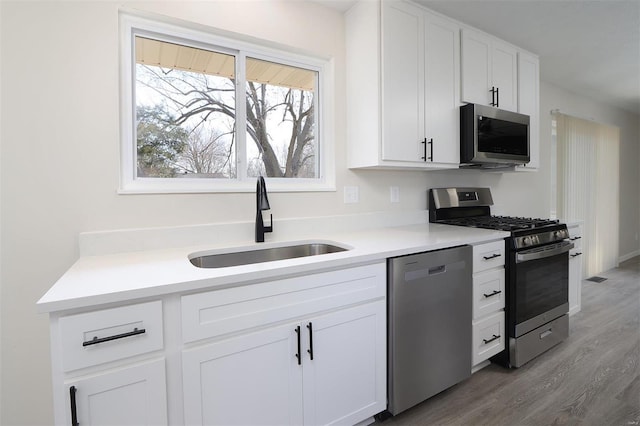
[50,301,168,425]
[302,302,386,426]
[182,323,303,425]
[568,223,583,315]
[471,240,506,369]
[182,301,386,426]
[48,263,386,426]
[65,359,168,426]
[472,311,505,366]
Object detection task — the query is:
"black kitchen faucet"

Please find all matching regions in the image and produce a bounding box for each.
[255,176,273,242]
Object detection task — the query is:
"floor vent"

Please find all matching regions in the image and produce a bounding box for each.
[586,276,608,283]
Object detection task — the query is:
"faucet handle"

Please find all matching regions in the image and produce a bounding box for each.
[264,214,273,233]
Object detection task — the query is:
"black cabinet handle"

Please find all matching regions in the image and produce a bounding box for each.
[570,236,582,241]
[69,386,79,426]
[490,86,497,107]
[483,289,502,298]
[483,253,501,260]
[307,322,314,360]
[496,87,500,107]
[82,327,146,347]
[483,334,500,344]
[570,252,583,258]
[295,326,301,365]
[421,138,434,162]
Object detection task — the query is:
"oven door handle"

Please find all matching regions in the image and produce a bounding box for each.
[516,241,574,263]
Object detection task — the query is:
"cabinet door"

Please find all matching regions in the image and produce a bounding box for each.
[491,40,518,112]
[424,11,460,165]
[302,301,386,426]
[65,359,167,426]
[472,311,505,366]
[381,0,425,162]
[182,324,303,426]
[461,29,492,106]
[517,51,540,169]
[473,268,505,320]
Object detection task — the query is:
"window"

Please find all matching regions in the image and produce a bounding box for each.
[120,13,334,193]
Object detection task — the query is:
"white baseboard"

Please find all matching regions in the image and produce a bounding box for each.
[619,250,640,263]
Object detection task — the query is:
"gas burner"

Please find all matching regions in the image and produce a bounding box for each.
[441,215,559,232]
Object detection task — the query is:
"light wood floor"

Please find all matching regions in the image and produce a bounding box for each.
[381,257,640,426]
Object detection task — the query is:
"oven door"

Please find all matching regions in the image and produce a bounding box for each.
[511,241,573,337]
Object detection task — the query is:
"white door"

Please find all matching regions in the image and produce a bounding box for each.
[302,301,386,426]
[491,40,518,112]
[182,323,303,426]
[381,0,425,162]
[66,359,167,426]
[461,29,492,106]
[424,12,460,165]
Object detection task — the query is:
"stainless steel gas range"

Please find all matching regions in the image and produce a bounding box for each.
[429,187,574,368]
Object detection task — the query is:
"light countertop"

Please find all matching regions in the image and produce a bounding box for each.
[37,222,509,314]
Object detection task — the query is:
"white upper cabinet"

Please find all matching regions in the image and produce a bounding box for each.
[346,0,460,169]
[381,0,425,163]
[517,51,540,170]
[461,28,518,112]
[347,0,540,171]
[424,12,461,165]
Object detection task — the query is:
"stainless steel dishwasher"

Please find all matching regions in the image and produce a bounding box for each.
[387,245,472,416]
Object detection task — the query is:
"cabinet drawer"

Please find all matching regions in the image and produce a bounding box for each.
[59,301,163,372]
[472,311,505,366]
[181,262,385,343]
[473,268,505,320]
[568,227,583,251]
[472,240,505,273]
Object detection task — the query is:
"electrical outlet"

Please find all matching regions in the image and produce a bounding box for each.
[390,186,400,203]
[344,186,359,204]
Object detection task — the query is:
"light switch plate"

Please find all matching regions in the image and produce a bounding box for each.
[344,186,359,204]
[390,186,400,203]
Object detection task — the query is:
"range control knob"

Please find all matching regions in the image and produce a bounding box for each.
[522,236,531,246]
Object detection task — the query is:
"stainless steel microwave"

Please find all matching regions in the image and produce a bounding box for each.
[460,103,530,168]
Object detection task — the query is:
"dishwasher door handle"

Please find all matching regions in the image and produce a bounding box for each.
[403,259,467,282]
[428,265,446,275]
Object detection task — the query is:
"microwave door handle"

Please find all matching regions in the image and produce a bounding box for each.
[516,241,574,263]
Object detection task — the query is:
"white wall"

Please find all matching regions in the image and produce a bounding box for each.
[0,1,638,424]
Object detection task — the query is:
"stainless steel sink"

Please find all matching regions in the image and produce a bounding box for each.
[189,242,349,268]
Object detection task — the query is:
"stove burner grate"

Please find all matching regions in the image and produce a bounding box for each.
[440,215,559,231]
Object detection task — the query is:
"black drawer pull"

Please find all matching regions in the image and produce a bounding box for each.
[82,327,146,347]
[570,236,582,241]
[70,386,79,426]
[482,334,500,345]
[483,289,502,298]
[570,252,583,258]
[483,253,501,260]
[307,322,314,361]
[295,326,301,365]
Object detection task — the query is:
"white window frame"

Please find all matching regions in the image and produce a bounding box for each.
[119,11,335,194]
